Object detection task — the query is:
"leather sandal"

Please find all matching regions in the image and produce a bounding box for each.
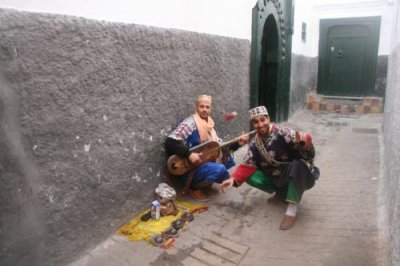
[187,189,209,202]
[202,185,219,195]
[279,215,296,230]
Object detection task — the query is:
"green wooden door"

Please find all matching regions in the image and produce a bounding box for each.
[318,17,381,96]
[328,33,367,95]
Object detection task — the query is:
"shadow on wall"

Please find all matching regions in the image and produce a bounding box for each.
[0,68,46,265]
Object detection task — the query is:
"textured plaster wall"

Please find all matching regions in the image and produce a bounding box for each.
[375,55,388,97]
[289,54,318,115]
[0,9,250,266]
[383,2,400,265]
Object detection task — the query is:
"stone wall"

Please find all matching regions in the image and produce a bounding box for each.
[382,2,400,265]
[0,9,250,266]
[375,55,389,97]
[289,54,318,115]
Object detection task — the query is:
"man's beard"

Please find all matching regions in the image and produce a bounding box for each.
[257,125,269,136]
[200,113,208,119]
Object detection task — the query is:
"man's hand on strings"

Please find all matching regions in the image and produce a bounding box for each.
[238,133,250,146]
[188,152,202,165]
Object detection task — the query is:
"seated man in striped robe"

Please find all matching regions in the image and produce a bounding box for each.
[165,95,247,201]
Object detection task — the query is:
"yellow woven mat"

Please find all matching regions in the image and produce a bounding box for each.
[116,200,207,242]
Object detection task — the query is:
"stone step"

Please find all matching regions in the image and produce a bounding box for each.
[307,94,383,113]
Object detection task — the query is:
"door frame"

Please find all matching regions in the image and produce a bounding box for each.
[250,0,294,122]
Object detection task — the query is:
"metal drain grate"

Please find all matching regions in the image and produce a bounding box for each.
[313,138,327,145]
[182,234,249,266]
[352,128,379,134]
[327,121,348,127]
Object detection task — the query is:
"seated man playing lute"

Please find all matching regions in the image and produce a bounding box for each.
[165,95,248,201]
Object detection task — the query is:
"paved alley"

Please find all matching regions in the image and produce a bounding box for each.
[71,110,384,266]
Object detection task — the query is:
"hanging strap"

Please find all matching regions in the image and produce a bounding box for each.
[255,134,288,167]
[183,170,195,193]
[255,134,314,169]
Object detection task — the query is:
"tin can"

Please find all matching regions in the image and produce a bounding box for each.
[151,200,160,220]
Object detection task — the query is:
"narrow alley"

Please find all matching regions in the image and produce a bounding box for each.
[71,109,384,266]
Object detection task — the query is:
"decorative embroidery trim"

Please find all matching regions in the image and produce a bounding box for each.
[169,116,197,140]
[255,134,288,167]
[255,133,314,170]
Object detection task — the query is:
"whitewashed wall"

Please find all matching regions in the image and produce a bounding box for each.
[0,0,255,39]
[1,0,395,57]
[383,0,400,264]
[292,0,396,56]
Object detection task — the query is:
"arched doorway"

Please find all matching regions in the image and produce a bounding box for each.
[250,0,294,122]
[259,15,279,120]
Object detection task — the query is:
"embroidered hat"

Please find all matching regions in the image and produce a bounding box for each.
[196,94,212,104]
[248,106,269,120]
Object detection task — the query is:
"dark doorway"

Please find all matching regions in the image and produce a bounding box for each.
[250,0,293,122]
[259,15,279,120]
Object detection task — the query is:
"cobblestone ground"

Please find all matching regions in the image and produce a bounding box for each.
[71,110,384,266]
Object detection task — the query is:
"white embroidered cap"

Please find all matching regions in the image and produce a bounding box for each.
[196,94,212,104]
[248,106,269,120]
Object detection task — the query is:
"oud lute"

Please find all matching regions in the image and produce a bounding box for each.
[167,130,256,176]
